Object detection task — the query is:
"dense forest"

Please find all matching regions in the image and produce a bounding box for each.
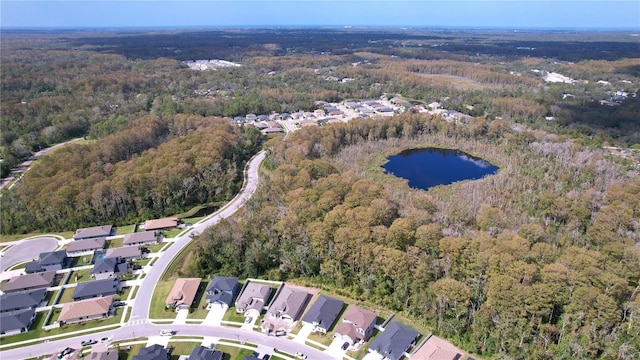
[0,115,263,233]
[2,29,639,178]
[192,114,640,359]
[1,28,639,359]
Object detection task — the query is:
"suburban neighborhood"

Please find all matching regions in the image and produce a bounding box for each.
[0,200,470,360]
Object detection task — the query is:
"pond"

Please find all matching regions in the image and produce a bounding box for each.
[382,147,498,191]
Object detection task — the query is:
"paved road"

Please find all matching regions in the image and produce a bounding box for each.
[129,150,266,320]
[0,137,84,190]
[0,236,59,271]
[0,150,338,360]
[0,323,329,360]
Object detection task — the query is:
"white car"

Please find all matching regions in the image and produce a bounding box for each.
[159,329,176,336]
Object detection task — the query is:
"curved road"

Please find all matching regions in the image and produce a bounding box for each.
[0,151,286,359]
[1,236,59,271]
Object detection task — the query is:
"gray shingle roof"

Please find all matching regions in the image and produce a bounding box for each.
[132,344,168,360]
[301,295,344,331]
[369,321,420,360]
[39,250,68,266]
[91,257,121,275]
[206,276,239,307]
[72,278,119,300]
[74,225,113,240]
[0,308,35,333]
[1,271,56,293]
[0,288,47,313]
[189,346,223,360]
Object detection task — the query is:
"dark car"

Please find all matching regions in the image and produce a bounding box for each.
[81,339,97,346]
[113,301,127,307]
[341,342,350,350]
[58,347,74,358]
[262,355,271,360]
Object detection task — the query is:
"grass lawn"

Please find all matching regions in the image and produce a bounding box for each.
[106,238,124,249]
[149,280,178,319]
[45,290,57,306]
[0,231,74,243]
[115,224,136,235]
[117,343,145,360]
[133,257,151,267]
[69,268,92,283]
[6,261,28,271]
[214,345,256,360]
[70,256,93,267]
[188,281,210,319]
[117,286,132,301]
[58,288,75,304]
[168,341,203,358]
[143,242,165,253]
[308,332,333,346]
[222,308,246,324]
[129,286,140,300]
[162,229,182,238]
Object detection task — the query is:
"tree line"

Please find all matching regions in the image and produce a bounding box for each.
[192,114,639,359]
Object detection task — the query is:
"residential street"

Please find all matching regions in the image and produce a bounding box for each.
[0,236,59,271]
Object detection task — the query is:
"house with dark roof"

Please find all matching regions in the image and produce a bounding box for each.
[165,278,201,310]
[123,230,160,246]
[25,250,69,273]
[86,350,119,360]
[189,346,223,360]
[66,238,106,257]
[0,308,36,336]
[266,286,310,322]
[0,288,47,313]
[91,257,128,280]
[206,276,239,309]
[74,225,114,241]
[72,278,120,301]
[1,271,56,293]
[368,321,420,360]
[301,295,344,333]
[235,282,272,318]
[132,344,169,360]
[334,305,377,345]
[58,296,114,324]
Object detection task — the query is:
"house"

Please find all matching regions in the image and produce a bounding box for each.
[74,225,114,241]
[0,288,47,313]
[144,217,179,231]
[72,278,120,301]
[266,286,310,322]
[301,295,344,333]
[262,127,284,134]
[334,305,377,345]
[245,114,257,122]
[189,346,223,360]
[132,344,169,360]
[86,350,119,360]
[368,322,420,360]
[205,276,240,309]
[235,282,272,318]
[25,250,69,273]
[58,296,114,324]
[66,238,106,257]
[1,271,56,293]
[91,257,128,280]
[411,335,463,360]
[0,308,36,336]
[104,246,142,261]
[165,278,201,310]
[123,231,160,246]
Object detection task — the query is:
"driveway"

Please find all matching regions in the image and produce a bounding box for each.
[325,336,348,359]
[362,352,384,360]
[203,305,227,326]
[173,309,189,324]
[294,323,314,343]
[1,236,59,271]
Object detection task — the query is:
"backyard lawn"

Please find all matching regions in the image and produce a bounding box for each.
[187,281,210,319]
[149,280,178,319]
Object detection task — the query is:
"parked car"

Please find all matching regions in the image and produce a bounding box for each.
[341,342,350,350]
[113,301,127,307]
[262,355,271,360]
[244,316,253,324]
[80,339,97,346]
[159,329,176,336]
[132,265,142,270]
[58,347,74,358]
[100,337,111,343]
[275,330,286,337]
[295,352,307,359]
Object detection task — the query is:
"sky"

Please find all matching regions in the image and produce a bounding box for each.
[1,0,639,30]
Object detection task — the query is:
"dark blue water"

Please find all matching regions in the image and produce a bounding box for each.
[383,148,498,190]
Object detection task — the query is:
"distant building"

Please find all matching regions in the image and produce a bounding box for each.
[58,296,114,325]
[301,295,344,333]
[0,308,36,337]
[1,271,56,293]
[165,278,201,311]
[368,321,420,360]
[132,344,169,360]
[123,231,160,246]
[206,276,240,309]
[266,286,310,322]
[235,282,272,318]
[143,217,178,232]
[189,346,223,360]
